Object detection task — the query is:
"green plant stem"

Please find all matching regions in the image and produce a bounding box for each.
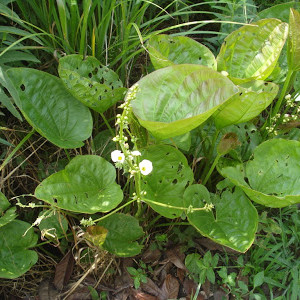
[202,154,221,186]
[64,149,71,161]
[92,198,136,223]
[272,69,294,117]
[0,129,35,172]
[100,113,115,137]
[201,129,220,183]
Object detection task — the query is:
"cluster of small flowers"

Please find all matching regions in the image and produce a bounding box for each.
[111,149,153,175]
[80,217,96,227]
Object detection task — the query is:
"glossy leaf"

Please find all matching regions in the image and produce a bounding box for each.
[213,80,279,128]
[217,19,288,84]
[287,8,300,71]
[218,139,300,207]
[6,68,93,149]
[258,2,297,22]
[35,155,123,214]
[98,213,143,257]
[58,54,126,113]
[148,34,216,70]
[142,145,194,219]
[184,185,258,252]
[131,64,238,139]
[0,220,38,279]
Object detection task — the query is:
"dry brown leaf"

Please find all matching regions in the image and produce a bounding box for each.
[176,267,186,283]
[132,289,159,300]
[213,289,228,300]
[141,278,161,296]
[160,274,179,300]
[142,247,161,264]
[166,248,187,271]
[38,280,59,300]
[54,251,75,290]
[66,286,91,300]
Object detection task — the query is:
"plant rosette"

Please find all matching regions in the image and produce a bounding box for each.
[218,139,300,207]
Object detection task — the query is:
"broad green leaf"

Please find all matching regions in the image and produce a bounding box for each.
[184,185,258,252]
[0,191,10,213]
[35,155,123,214]
[217,19,288,84]
[0,207,17,228]
[0,220,38,279]
[142,145,194,219]
[38,211,68,239]
[131,64,238,139]
[213,80,279,128]
[287,8,300,71]
[253,271,264,288]
[0,50,40,64]
[218,139,300,207]
[257,2,298,22]
[58,54,126,113]
[98,213,143,257]
[6,68,93,149]
[148,34,216,70]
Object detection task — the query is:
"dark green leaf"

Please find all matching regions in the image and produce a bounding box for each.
[253,271,264,288]
[7,68,93,148]
[98,213,143,257]
[184,185,258,252]
[142,145,194,219]
[0,220,38,279]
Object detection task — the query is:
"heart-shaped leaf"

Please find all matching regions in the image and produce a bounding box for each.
[0,220,38,279]
[184,185,258,252]
[6,68,93,149]
[98,213,143,257]
[131,64,238,139]
[0,192,17,227]
[148,34,216,70]
[35,155,123,214]
[0,191,10,213]
[58,55,126,113]
[287,8,300,71]
[218,139,300,207]
[213,80,279,129]
[142,145,194,219]
[217,19,288,84]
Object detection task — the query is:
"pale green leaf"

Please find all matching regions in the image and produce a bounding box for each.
[287,8,300,71]
[148,34,216,70]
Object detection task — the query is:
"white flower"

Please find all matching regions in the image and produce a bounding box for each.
[111,150,125,163]
[221,70,229,77]
[131,150,141,156]
[139,159,153,175]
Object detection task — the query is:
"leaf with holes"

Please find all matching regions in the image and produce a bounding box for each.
[131,64,238,139]
[0,220,38,279]
[35,155,123,214]
[141,145,194,219]
[287,8,300,71]
[58,55,126,113]
[148,34,216,70]
[213,80,278,129]
[184,185,258,252]
[217,19,288,84]
[6,68,92,149]
[98,213,144,257]
[218,139,300,207]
